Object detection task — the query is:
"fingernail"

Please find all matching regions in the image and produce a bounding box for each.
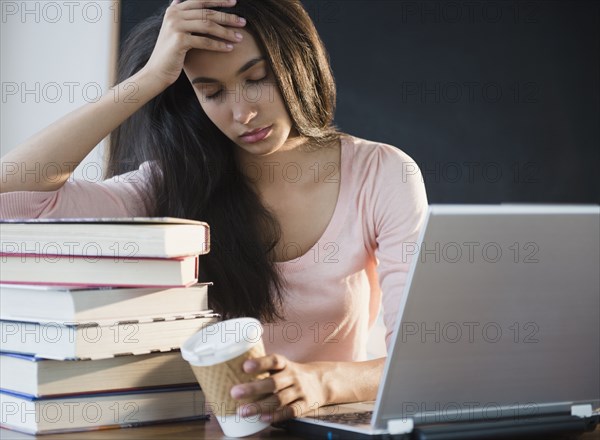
[244,360,256,371]
[235,32,243,41]
[231,386,245,399]
[260,414,272,422]
[239,405,254,418]
[237,16,246,24]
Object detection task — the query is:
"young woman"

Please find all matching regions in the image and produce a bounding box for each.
[0,0,427,424]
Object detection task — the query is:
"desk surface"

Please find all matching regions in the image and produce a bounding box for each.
[1,416,599,440]
[3,418,292,440]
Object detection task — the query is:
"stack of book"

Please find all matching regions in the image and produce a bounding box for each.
[0,217,217,435]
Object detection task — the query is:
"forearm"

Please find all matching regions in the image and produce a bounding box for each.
[0,68,167,193]
[315,357,386,406]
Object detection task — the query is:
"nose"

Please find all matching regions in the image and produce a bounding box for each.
[232,96,258,125]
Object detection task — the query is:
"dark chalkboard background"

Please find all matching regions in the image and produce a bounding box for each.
[119,0,599,204]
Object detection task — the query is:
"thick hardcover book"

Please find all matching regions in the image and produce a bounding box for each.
[0,314,219,360]
[0,385,207,435]
[0,217,210,257]
[0,282,211,324]
[0,351,197,397]
[0,253,199,287]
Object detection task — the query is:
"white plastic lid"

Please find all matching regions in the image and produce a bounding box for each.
[181,318,264,366]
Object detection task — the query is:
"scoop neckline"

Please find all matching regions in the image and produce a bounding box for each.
[274,134,354,273]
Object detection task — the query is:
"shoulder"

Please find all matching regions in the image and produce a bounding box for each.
[105,160,157,183]
[342,133,428,232]
[102,160,161,196]
[344,133,414,161]
[342,133,425,192]
[341,134,428,243]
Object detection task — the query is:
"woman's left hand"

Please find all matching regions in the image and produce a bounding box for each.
[230,353,328,423]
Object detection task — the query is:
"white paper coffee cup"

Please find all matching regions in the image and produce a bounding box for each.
[181,318,270,437]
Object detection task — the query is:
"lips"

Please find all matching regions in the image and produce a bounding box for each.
[241,126,269,137]
[239,125,273,143]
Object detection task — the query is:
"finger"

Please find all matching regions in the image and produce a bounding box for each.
[244,354,287,374]
[179,0,236,11]
[270,400,306,423]
[231,372,295,400]
[239,386,298,418]
[239,394,278,418]
[180,18,244,43]
[230,378,274,400]
[186,34,234,52]
[182,9,246,27]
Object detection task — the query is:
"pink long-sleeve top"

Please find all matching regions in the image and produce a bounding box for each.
[0,134,428,362]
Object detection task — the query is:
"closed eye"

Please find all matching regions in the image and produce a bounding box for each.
[205,77,267,101]
[206,90,222,100]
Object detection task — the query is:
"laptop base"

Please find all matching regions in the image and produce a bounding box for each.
[278,414,599,440]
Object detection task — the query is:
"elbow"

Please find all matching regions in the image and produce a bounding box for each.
[1,162,68,193]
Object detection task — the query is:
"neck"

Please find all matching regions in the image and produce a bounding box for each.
[234,135,324,189]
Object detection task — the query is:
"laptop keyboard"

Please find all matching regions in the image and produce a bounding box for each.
[317,410,373,426]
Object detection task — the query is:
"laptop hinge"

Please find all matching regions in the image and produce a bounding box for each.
[387,418,414,435]
[571,404,592,418]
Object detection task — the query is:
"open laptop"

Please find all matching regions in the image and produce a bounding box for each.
[280,205,600,439]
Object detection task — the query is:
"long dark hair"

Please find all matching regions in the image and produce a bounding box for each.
[107,0,340,322]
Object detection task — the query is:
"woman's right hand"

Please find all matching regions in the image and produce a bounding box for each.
[144,0,246,89]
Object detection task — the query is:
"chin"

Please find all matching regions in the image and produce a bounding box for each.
[238,135,286,156]
[244,143,281,157]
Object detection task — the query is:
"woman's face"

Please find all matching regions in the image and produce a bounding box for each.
[184,29,297,157]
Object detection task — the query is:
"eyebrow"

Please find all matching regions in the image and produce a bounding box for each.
[191,57,266,85]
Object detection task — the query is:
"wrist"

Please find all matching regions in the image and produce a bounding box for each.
[132,67,172,97]
[312,361,337,406]
[312,358,386,407]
